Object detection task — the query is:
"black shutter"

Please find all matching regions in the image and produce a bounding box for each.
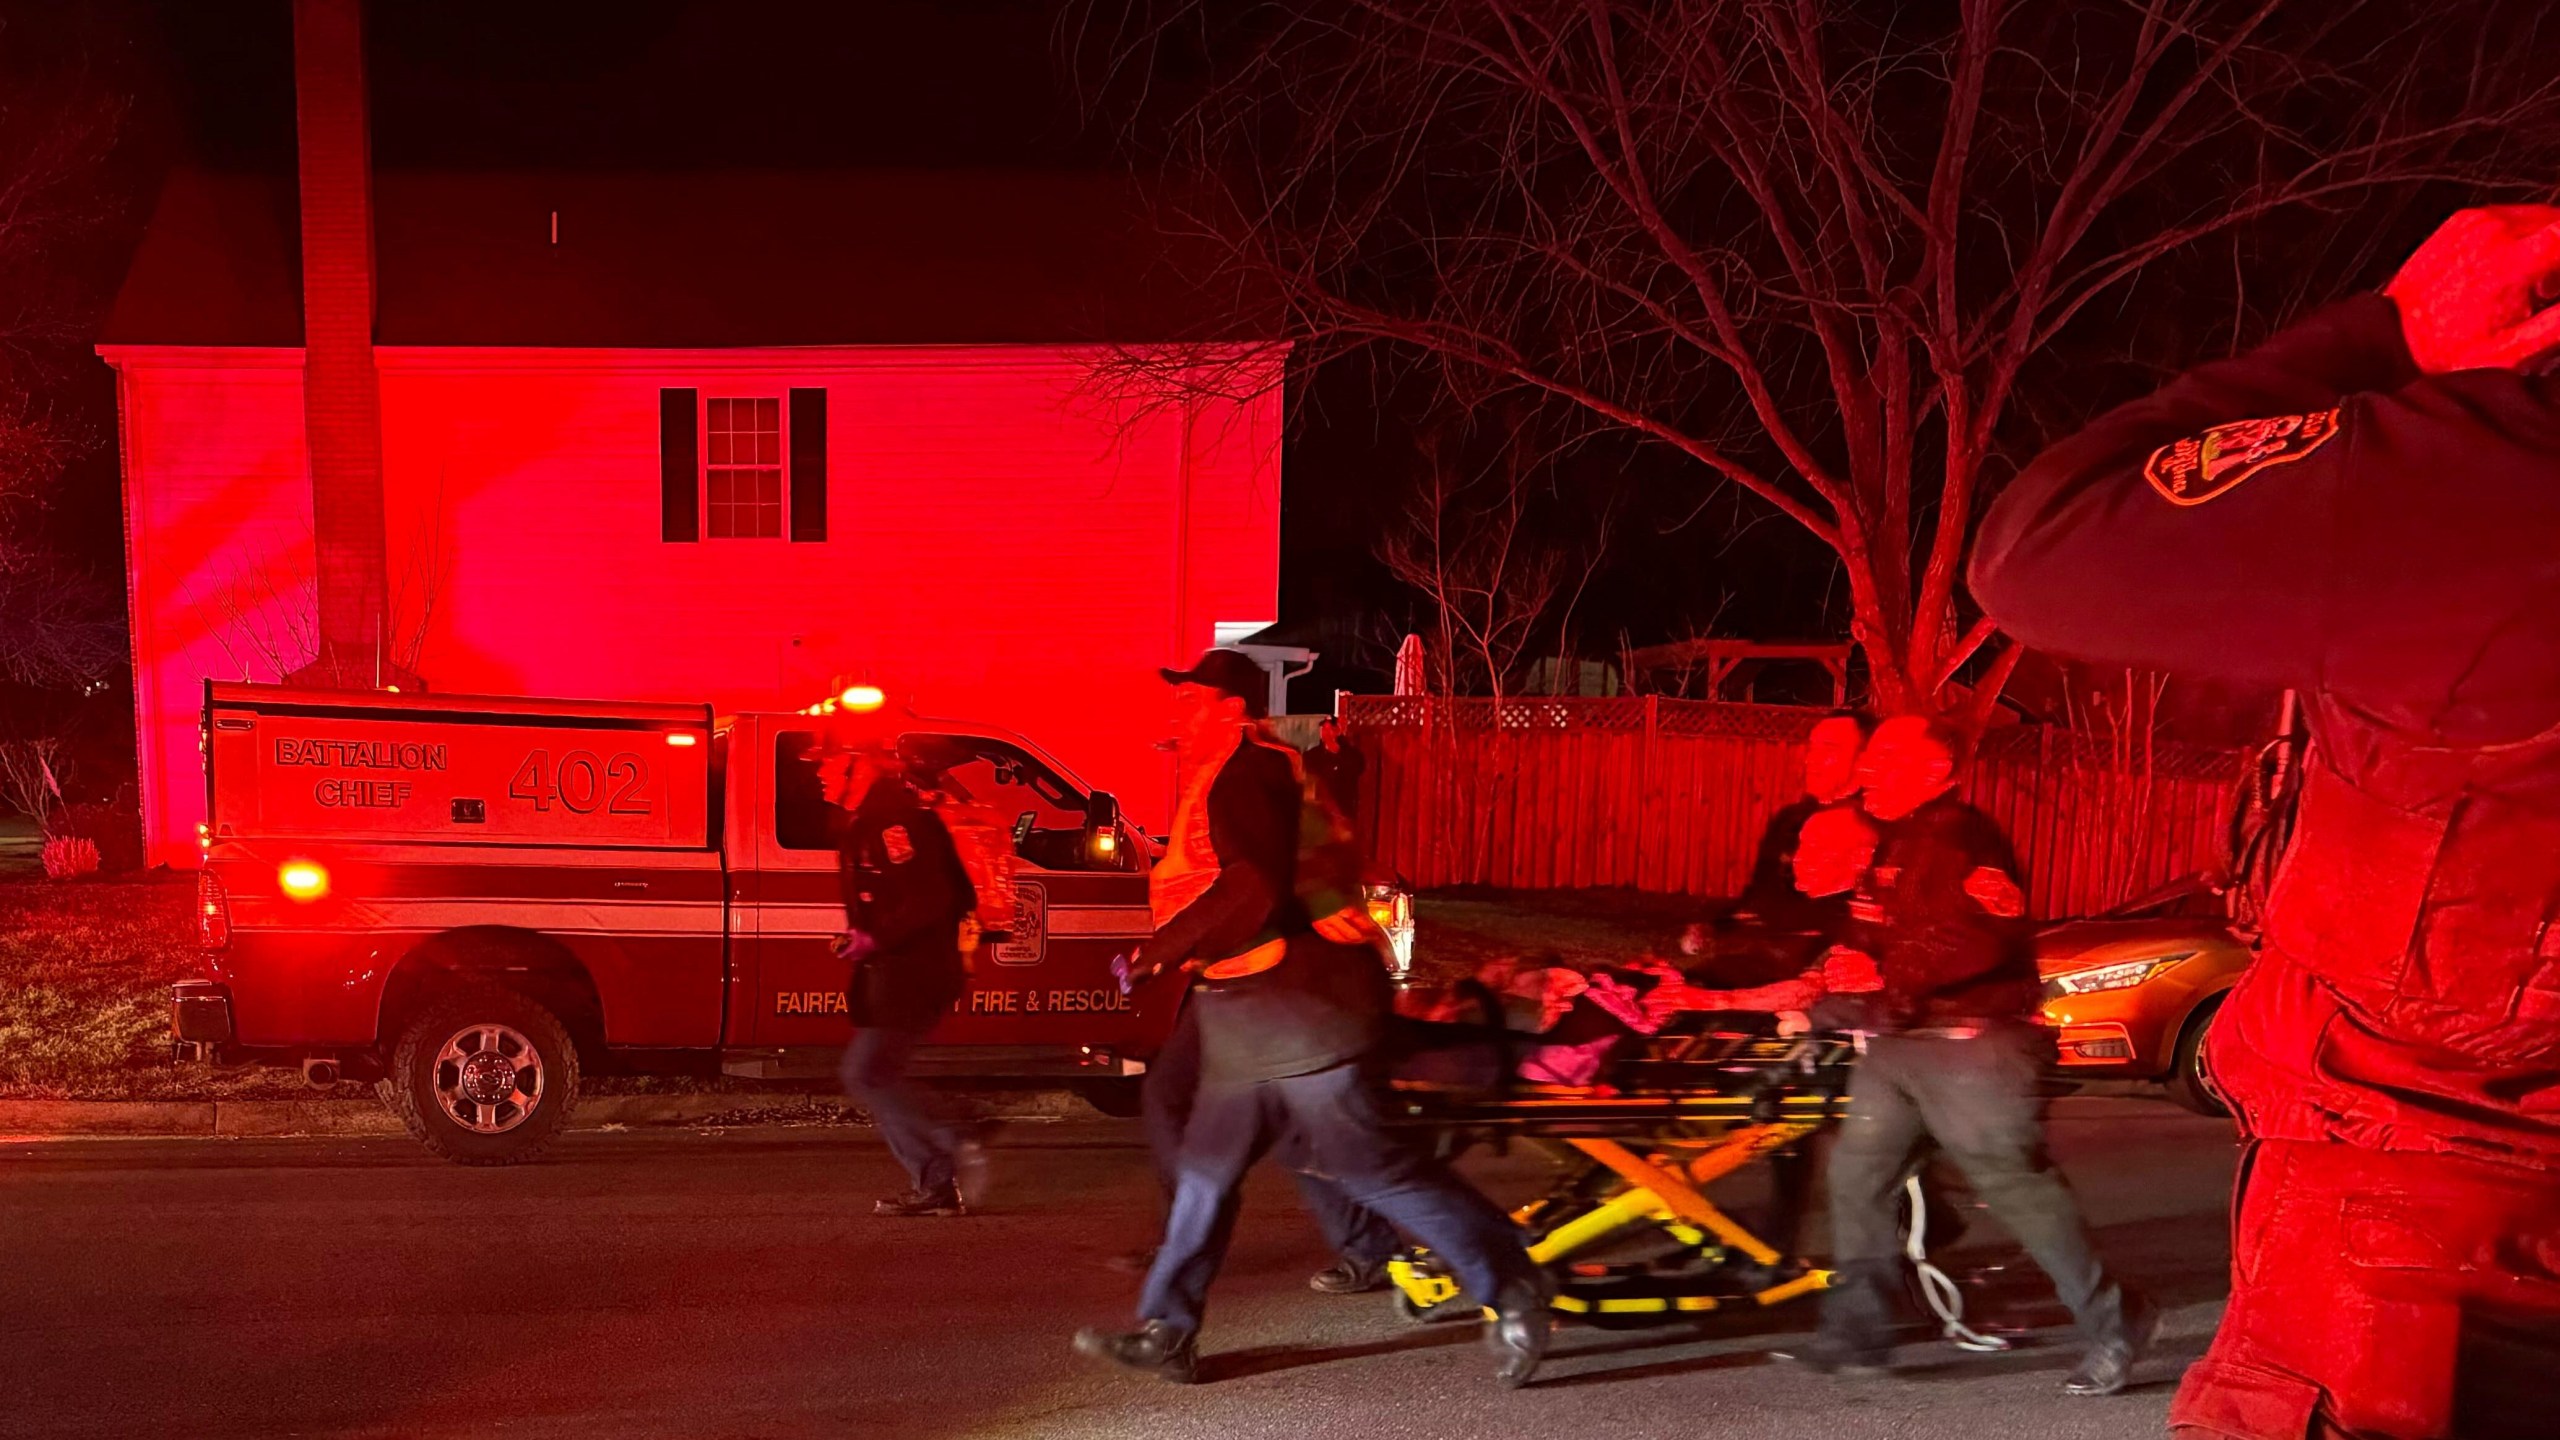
[660,388,698,542]
[789,387,827,543]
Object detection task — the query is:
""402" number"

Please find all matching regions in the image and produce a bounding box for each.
[509,750,651,816]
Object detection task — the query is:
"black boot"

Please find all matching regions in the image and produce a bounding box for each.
[1308,1258,1390,1294]
[1484,1274,1554,1388]
[1779,1259,1897,1374]
[1073,1319,1199,1384]
[1774,1332,1894,1376]
[873,1187,965,1217]
[2062,1287,2159,1397]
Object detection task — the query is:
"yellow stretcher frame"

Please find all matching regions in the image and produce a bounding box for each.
[1386,1117,1836,1322]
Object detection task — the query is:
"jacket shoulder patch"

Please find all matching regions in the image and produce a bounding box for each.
[880,825,915,864]
[2143,409,2341,506]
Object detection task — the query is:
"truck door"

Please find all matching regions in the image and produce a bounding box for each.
[744,726,1168,1059]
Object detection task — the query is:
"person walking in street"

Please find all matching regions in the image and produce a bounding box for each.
[1302,716,1367,829]
[1971,205,2560,1440]
[1788,715,2154,1396]
[825,729,985,1218]
[1075,647,1550,1386]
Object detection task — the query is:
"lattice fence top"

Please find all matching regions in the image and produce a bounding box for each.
[1972,724,2246,782]
[1341,694,1826,739]
[1340,695,2246,780]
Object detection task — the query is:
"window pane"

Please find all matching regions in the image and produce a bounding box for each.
[699,396,787,542]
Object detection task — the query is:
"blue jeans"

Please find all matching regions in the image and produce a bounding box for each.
[1143,1000,1399,1269]
[840,1026,957,1195]
[1139,1060,1531,1334]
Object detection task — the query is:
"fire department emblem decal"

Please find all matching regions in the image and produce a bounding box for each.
[2143,409,2340,507]
[880,825,915,864]
[992,880,1046,967]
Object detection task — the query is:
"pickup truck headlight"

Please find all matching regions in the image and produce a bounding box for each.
[2044,952,2193,999]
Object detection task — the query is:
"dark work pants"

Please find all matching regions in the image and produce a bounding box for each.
[1142,999,1400,1269]
[1820,1025,2128,1352]
[840,1025,958,1196]
[1139,1060,1533,1335]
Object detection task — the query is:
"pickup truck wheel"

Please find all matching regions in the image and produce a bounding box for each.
[380,980,580,1165]
[2163,994,2232,1119]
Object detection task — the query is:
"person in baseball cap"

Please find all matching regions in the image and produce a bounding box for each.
[1078,647,1549,1386]
[1158,647,1272,718]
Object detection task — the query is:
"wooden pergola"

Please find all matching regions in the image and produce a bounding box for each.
[1618,640,1853,706]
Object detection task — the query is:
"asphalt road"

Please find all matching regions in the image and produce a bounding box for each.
[0,1099,2236,1440]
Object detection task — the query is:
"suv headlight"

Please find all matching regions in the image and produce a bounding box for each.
[2044,952,2193,998]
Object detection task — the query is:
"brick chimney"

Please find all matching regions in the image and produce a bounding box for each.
[289,0,409,688]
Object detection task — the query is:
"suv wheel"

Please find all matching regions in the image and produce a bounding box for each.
[380,979,580,1164]
[2163,994,2231,1118]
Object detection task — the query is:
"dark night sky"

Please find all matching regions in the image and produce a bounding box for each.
[39,1,1859,698]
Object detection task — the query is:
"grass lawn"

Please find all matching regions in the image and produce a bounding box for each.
[0,873,352,1100]
[1410,886,1700,981]
[0,873,1706,1100]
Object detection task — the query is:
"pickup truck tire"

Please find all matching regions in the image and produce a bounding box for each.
[380,979,581,1165]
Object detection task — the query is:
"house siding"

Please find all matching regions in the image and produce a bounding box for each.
[105,342,1285,867]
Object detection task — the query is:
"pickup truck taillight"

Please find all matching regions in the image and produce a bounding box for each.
[198,870,230,950]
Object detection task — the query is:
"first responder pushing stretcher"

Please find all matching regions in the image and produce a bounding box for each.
[1973,206,2560,1439]
[1074,648,1551,1386]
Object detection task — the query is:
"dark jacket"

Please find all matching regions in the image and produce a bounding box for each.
[1971,294,2560,1166]
[1145,734,1308,971]
[1152,732,1385,1083]
[839,774,977,1033]
[1736,796,1850,935]
[1865,796,2040,1031]
[1304,741,1367,821]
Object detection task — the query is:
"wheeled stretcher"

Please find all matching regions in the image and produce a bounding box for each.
[1379,1019,1858,1329]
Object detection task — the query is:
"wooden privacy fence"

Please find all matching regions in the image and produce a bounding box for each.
[1341,696,2244,920]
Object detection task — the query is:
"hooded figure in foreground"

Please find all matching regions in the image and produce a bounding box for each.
[1971,206,2560,1440]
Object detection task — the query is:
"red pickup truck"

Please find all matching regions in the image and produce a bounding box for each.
[174,683,1411,1164]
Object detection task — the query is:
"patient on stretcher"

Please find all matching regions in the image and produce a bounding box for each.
[1395,805,1886,1090]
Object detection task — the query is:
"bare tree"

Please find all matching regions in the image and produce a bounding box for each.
[0,734,63,829]
[1085,0,2560,719]
[1375,409,1612,699]
[0,12,132,696]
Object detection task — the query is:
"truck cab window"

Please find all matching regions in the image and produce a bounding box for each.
[773,731,845,852]
[905,736,1128,873]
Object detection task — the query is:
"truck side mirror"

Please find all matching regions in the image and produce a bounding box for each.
[1085,791,1126,865]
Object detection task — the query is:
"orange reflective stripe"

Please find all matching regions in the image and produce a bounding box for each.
[1202,938,1289,980]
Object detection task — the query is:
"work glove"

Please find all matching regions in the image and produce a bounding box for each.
[832,930,881,966]
[2386,205,2560,373]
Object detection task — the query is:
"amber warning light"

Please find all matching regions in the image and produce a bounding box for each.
[840,685,887,712]
[665,732,699,747]
[278,861,330,901]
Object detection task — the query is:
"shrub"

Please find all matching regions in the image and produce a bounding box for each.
[52,800,143,874]
[40,835,99,880]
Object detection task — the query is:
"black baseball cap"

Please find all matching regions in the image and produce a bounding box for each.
[1159,647,1269,717]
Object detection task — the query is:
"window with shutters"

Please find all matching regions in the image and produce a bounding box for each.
[702,396,784,539]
